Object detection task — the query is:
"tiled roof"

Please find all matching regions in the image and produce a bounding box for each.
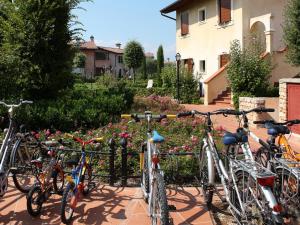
[161,0,191,14]
[80,41,124,54]
[80,40,97,50]
[99,46,123,54]
[145,52,154,58]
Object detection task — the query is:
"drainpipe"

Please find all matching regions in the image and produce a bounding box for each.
[161,12,176,21]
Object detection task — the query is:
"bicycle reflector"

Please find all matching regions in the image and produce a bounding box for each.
[152,154,160,165]
[273,204,283,213]
[257,176,275,187]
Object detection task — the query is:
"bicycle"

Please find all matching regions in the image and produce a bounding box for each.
[60,133,104,224]
[0,100,33,197]
[254,119,300,223]
[27,140,65,217]
[121,111,176,225]
[177,108,283,225]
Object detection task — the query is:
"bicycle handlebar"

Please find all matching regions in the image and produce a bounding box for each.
[121,113,177,121]
[177,109,233,118]
[254,119,300,126]
[0,99,33,108]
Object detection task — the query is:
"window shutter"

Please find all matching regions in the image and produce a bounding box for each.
[219,0,231,24]
[181,12,189,35]
[220,54,229,68]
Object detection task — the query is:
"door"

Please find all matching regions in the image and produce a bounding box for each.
[184,58,194,73]
[288,84,300,134]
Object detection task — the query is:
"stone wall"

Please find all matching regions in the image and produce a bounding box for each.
[239,97,279,128]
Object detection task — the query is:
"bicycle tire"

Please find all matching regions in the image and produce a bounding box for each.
[61,184,75,224]
[233,170,282,225]
[199,141,213,207]
[81,165,92,196]
[151,172,169,225]
[26,185,44,217]
[255,147,271,168]
[141,150,149,202]
[275,168,300,224]
[10,137,38,193]
[53,169,65,195]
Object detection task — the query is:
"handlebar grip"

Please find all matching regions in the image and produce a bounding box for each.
[64,133,74,139]
[253,107,275,113]
[121,114,132,119]
[166,115,177,119]
[22,100,33,104]
[94,137,104,143]
[177,112,193,118]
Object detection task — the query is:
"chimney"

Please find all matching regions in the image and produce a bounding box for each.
[116,43,121,49]
[90,35,95,42]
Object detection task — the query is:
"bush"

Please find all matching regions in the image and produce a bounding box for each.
[1,80,134,131]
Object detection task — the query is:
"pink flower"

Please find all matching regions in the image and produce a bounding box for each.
[120,132,130,139]
[107,123,113,128]
[56,130,62,135]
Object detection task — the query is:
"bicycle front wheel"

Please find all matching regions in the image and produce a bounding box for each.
[199,142,213,207]
[10,137,38,193]
[141,150,149,202]
[61,184,76,224]
[150,172,169,225]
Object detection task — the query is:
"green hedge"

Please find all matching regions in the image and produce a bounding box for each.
[0,82,134,131]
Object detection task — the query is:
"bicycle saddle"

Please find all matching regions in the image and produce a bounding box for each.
[265,123,290,135]
[223,130,248,145]
[151,130,165,143]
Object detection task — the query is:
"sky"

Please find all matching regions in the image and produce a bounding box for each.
[73,0,176,60]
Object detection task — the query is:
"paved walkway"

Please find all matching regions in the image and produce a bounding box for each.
[183,104,300,152]
[0,183,213,225]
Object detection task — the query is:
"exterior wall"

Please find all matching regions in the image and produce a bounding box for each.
[82,50,95,78]
[242,0,287,52]
[82,50,125,77]
[239,97,278,128]
[270,52,300,84]
[176,0,244,81]
[204,66,229,105]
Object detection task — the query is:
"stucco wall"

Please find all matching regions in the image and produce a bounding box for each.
[270,52,300,84]
[176,0,243,81]
[82,50,95,77]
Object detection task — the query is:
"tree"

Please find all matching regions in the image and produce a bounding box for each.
[157,45,164,73]
[73,52,86,68]
[283,0,300,66]
[123,40,144,83]
[227,39,272,108]
[0,0,89,99]
[141,54,147,79]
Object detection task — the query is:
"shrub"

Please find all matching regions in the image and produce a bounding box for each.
[1,81,134,131]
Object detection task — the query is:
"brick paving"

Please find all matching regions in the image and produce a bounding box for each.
[0,183,213,225]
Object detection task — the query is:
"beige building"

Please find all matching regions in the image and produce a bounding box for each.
[161,0,300,105]
[79,36,126,78]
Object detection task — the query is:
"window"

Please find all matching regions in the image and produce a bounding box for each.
[118,55,123,63]
[181,12,189,36]
[199,8,206,22]
[219,54,229,68]
[200,60,206,73]
[219,0,231,24]
[95,52,108,60]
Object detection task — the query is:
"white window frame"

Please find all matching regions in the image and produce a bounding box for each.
[198,7,207,24]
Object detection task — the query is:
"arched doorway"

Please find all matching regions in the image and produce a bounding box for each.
[250,21,266,52]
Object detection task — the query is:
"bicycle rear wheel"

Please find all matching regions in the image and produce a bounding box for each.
[27,185,44,217]
[255,147,271,168]
[10,137,38,193]
[233,170,280,225]
[150,172,169,225]
[276,168,300,224]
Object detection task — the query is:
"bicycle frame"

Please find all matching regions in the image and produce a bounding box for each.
[277,135,300,161]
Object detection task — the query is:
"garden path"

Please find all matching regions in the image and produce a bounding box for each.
[0,183,213,225]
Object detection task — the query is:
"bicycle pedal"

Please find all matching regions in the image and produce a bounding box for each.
[168,205,176,211]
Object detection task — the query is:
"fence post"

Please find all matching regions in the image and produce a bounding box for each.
[108,138,116,186]
[120,137,128,187]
